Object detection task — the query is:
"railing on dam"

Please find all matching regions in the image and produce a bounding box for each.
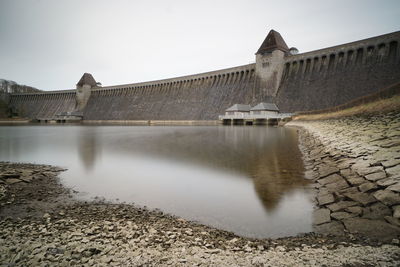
[218,113,293,120]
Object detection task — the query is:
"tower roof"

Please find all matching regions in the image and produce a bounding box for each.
[77,73,97,87]
[256,30,289,54]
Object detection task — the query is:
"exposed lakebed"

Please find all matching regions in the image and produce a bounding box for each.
[0,125,313,238]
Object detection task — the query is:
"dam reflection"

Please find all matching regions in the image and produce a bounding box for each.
[75,126,309,213]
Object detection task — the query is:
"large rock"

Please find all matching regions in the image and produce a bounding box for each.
[362,202,392,220]
[343,218,400,241]
[313,221,345,236]
[317,193,335,205]
[365,171,387,181]
[373,190,400,206]
[344,192,377,205]
[393,205,400,218]
[386,165,400,177]
[318,166,339,178]
[317,174,344,185]
[313,208,331,225]
[327,201,358,212]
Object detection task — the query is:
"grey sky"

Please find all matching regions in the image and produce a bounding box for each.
[0,0,399,91]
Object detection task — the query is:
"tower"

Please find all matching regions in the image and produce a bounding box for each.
[255,30,289,98]
[76,73,97,111]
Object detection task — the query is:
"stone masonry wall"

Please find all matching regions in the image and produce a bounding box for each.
[276,31,400,112]
[9,91,76,119]
[82,65,256,120]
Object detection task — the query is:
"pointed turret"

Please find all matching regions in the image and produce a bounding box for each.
[256,30,289,54]
[76,73,97,87]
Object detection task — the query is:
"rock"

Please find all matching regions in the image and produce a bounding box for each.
[393,205,400,218]
[317,174,344,185]
[358,182,377,192]
[365,171,387,181]
[325,180,350,192]
[331,211,357,220]
[318,166,339,178]
[362,202,392,219]
[377,178,397,187]
[355,166,383,177]
[344,192,377,205]
[386,165,400,177]
[327,201,358,212]
[385,216,400,227]
[313,208,331,225]
[345,206,363,215]
[373,190,400,206]
[5,178,23,185]
[313,221,345,236]
[387,183,400,193]
[317,193,335,205]
[382,159,400,168]
[343,218,400,241]
[347,177,366,186]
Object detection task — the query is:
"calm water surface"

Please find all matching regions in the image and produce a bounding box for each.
[0,125,313,238]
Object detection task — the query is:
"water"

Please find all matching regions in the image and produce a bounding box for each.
[0,125,313,238]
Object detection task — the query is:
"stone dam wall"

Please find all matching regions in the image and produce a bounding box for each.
[6,31,400,120]
[276,31,400,112]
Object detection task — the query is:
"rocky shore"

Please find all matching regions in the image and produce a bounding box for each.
[288,111,400,241]
[1,111,400,266]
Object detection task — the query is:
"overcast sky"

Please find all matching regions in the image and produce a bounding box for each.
[0,0,399,91]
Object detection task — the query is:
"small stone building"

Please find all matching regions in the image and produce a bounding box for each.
[225,104,251,116]
[250,102,279,116]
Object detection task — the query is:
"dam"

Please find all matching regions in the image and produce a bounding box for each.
[3,29,400,121]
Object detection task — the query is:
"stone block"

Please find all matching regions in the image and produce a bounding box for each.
[356,166,384,177]
[386,165,400,177]
[377,178,397,187]
[344,192,377,205]
[317,193,335,206]
[382,159,400,168]
[318,166,339,178]
[5,178,23,185]
[325,180,350,192]
[373,190,400,206]
[331,211,357,220]
[327,201,358,212]
[362,202,392,220]
[347,177,366,186]
[365,171,387,181]
[387,183,400,193]
[313,208,331,225]
[318,174,344,186]
[393,205,400,218]
[346,206,363,215]
[313,221,345,236]
[343,218,400,241]
[358,182,377,192]
[385,216,400,227]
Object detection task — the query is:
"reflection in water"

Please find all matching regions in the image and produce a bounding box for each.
[78,127,99,172]
[0,125,313,238]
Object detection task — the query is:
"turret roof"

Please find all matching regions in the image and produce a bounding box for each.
[256,30,289,54]
[77,73,97,87]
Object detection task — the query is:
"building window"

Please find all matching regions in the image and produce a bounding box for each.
[262,62,269,68]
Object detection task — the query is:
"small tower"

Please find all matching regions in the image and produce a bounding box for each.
[76,73,97,111]
[255,30,289,98]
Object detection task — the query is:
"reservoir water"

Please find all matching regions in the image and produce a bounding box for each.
[0,125,313,238]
